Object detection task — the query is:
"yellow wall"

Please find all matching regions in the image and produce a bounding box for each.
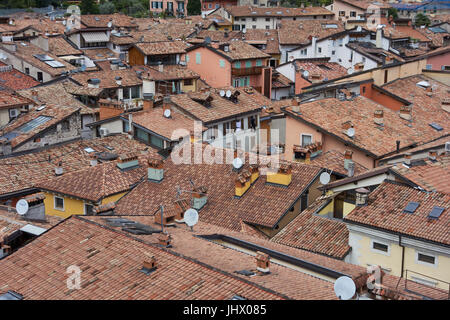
[343,202,355,217]
[422,70,450,86]
[352,233,450,290]
[181,79,197,93]
[43,191,126,218]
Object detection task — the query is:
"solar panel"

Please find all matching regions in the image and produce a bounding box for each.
[428,206,444,219]
[17,116,52,133]
[45,60,65,68]
[403,202,420,214]
[33,54,53,61]
[0,291,23,300]
[429,122,443,131]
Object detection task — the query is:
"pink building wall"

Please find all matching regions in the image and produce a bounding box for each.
[186,47,232,87]
[427,51,450,71]
[284,114,375,169]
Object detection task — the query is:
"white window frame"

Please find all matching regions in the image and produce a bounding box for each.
[370,239,391,256]
[415,250,438,267]
[54,196,65,211]
[300,134,312,147]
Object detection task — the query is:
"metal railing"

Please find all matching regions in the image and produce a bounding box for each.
[400,269,450,300]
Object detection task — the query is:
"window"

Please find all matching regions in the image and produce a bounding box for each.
[131,86,140,99]
[150,134,164,149]
[37,71,43,82]
[61,120,70,132]
[84,203,94,215]
[245,61,252,68]
[350,11,356,17]
[265,18,270,22]
[252,18,256,22]
[235,61,241,69]
[208,3,212,8]
[254,0,258,4]
[266,25,270,29]
[300,49,307,55]
[318,47,322,53]
[371,240,389,255]
[442,65,450,71]
[425,64,432,70]
[233,78,240,87]
[252,25,256,29]
[196,52,201,64]
[417,252,436,266]
[301,134,312,147]
[54,196,64,211]
[339,11,345,17]
[25,67,29,75]
[256,60,262,66]
[219,59,225,68]
[332,50,335,55]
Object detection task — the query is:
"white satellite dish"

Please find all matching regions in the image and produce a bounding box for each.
[319,172,331,185]
[107,21,112,28]
[16,199,29,216]
[219,90,225,97]
[347,127,355,138]
[164,109,171,118]
[334,276,356,300]
[226,90,232,98]
[347,67,354,74]
[232,157,243,170]
[303,70,310,78]
[184,208,199,230]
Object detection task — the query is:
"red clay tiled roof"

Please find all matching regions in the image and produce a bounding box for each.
[0,134,156,197]
[344,181,450,245]
[134,40,188,56]
[0,90,31,110]
[337,0,390,10]
[71,69,142,89]
[380,136,450,162]
[130,107,205,140]
[80,14,136,29]
[0,104,80,149]
[226,6,334,17]
[137,64,199,81]
[278,20,345,45]
[0,62,39,91]
[294,60,348,83]
[37,156,147,202]
[47,35,82,57]
[81,48,119,61]
[115,143,323,232]
[0,216,284,300]
[284,91,449,158]
[392,154,450,194]
[271,195,351,259]
[310,150,368,176]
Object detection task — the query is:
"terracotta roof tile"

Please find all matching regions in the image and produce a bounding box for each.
[47,35,82,57]
[0,62,39,91]
[80,14,136,29]
[344,181,450,245]
[134,40,188,56]
[71,69,142,89]
[310,150,368,176]
[278,20,345,45]
[0,90,31,110]
[294,60,348,82]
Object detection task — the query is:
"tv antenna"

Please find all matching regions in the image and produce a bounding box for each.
[334,276,356,300]
[184,208,199,231]
[16,199,29,216]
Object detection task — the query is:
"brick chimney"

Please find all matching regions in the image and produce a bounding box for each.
[55,161,63,176]
[148,158,164,182]
[404,152,412,166]
[192,186,208,210]
[249,164,259,184]
[399,105,412,121]
[141,256,157,274]
[143,98,154,111]
[292,98,300,113]
[158,232,172,247]
[266,163,292,186]
[374,110,384,126]
[428,150,437,162]
[255,251,270,274]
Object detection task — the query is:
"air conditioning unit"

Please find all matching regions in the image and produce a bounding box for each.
[9,109,18,119]
[99,128,110,137]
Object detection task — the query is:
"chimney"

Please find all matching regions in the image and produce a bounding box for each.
[355,188,370,206]
[311,36,317,54]
[376,27,383,49]
[396,140,400,153]
[90,153,97,166]
[374,110,384,126]
[141,256,157,274]
[143,98,154,111]
[399,105,412,121]
[403,152,412,166]
[1,32,13,43]
[344,150,353,170]
[2,42,17,52]
[428,150,437,162]
[163,96,171,113]
[347,161,355,177]
[148,158,164,182]
[249,164,259,184]
[87,78,101,88]
[158,232,172,247]
[158,64,164,73]
[31,90,39,103]
[192,186,208,210]
[266,163,292,186]
[255,251,270,274]
[55,161,63,176]
[116,154,139,170]
[235,171,251,198]
[115,76,122,86]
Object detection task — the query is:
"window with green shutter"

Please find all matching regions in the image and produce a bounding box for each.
[186,55,189,62]
[256,60,262,66]
[235,61,241,68]
[245,61,252,68]
[196,53,201,64]
[219,59,225,68]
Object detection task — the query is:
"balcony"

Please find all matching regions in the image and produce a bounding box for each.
[231,66,263,77]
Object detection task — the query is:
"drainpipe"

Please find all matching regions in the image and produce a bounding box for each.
[399,234,405,278]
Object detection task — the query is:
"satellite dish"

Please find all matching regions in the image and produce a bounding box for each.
[303,70,310,78]
[184,208,199,230]
[319,172,331,185]
[347,127,355,138]
[107,21,112,28]
[232,157,243,170]
[226,90,232,98]
[334,276,356,300]
[16,199,29,216]
[219,90,225,97]
[347,68,354,74]
[164,109,171,118]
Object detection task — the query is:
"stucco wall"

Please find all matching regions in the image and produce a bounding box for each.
[186,47,232,87]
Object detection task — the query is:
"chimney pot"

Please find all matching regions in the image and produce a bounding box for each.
[374,110,384,126]
[158,232,172,247]
[399,105,412,121]
[404,152,412,165]
[428,150,437,161]
[355,187,370,206]
[143,257,157,270]
[55,161,63,176]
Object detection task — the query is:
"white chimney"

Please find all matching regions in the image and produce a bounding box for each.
[312,36,317,55]
[55,162,63,176]
[376,27,383,49]
[158,64,164,72]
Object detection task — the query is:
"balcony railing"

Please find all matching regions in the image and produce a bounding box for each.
[231,66,263,77]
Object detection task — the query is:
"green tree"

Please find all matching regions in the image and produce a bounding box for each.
[99,1,115,14]
[388,8,398,20]
[187,0,201,16]
[80,0,99,14]
[415,13,430,27]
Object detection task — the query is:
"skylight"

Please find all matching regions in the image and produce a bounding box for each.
[416,81,430,89]
[428,206,444,219]
[323,24,338,29]
[403,201,419,214]
[17,115,52,133]
[84,147,95,153]
[429,122,443,131]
